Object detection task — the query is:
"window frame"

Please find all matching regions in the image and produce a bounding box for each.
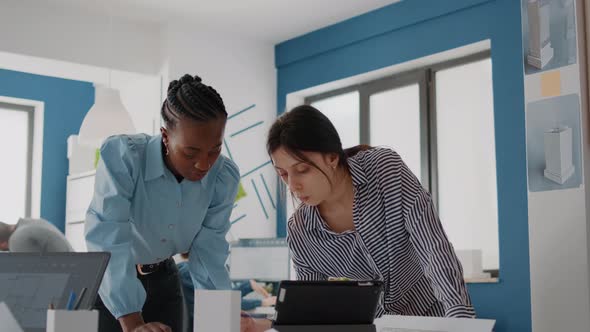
[0,101,35,218]
[303,50,491,209]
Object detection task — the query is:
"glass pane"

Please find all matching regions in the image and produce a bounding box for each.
[311,91,360,149]
[435,58,499,271]
[0,107,29,224]
[369,83,422,182]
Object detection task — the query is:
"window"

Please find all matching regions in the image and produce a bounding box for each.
[299,51,499,271]
[434,58,498,272]
[0,102,34,224]
[310,91,360,150]
[369,83,422,182]
[307,70,430,186]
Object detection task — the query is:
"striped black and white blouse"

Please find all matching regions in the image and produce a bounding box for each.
[287,147,475,318]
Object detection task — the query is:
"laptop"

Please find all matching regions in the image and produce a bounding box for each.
[0,252,110,332]
[273,280,383,331]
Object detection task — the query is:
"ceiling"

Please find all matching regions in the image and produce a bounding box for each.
[45,0,403,43]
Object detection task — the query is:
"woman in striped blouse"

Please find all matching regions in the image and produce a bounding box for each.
[243,104,475,331]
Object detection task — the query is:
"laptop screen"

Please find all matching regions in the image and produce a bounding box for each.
[0,252,110,332]
[229,238,290,282]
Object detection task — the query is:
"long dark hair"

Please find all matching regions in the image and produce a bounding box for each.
[161,74,227,127]
[267,105,372,183]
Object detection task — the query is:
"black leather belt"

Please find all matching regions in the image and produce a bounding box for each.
[136,257,173,275]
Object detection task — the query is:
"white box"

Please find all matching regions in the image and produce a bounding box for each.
[455,249,489,279]
[46,309,98,332]
[194,290,241,332]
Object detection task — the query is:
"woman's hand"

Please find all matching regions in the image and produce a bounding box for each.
[240,314,256,332]
[249,279,271,298]
[118,313,172,332]
[261,296,277,307]
[132,322,172,332]
[241,315,273,332]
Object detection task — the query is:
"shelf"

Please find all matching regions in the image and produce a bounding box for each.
[464,277,499,284]
[67,169,96,181]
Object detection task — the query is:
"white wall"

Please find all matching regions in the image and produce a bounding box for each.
[0,0,163,75]
[164,24,278,239]
[524,1,590,331]
[0,0,280,240]
[583,0,590,321]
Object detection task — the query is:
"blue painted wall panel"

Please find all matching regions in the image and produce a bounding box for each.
[0,69,94,232]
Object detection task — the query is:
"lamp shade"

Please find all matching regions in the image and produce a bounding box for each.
[78,85,136,148]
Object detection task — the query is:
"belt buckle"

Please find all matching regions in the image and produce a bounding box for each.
[137,263,156,276]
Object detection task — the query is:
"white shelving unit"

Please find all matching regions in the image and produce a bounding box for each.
[65,170,96,252]
[64,135,98,252]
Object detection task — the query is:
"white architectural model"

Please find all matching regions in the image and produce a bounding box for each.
[544,126,574,184]
[527,0,554,69]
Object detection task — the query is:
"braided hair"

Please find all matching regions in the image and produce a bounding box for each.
[161,74,227,128]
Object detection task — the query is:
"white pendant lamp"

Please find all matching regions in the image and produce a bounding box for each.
[78,85,136,148]
[78,0,135,148]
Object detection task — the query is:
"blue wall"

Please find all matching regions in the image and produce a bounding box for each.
[275,0,529,331]
[0,69,94,232]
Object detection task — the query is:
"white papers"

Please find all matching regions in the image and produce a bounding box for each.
[251,306,276,315]
[375,315,495,332]
[0,302,24,332]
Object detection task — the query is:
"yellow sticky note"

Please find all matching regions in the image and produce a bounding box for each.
[541,71,561,97]
[235,182,247,202]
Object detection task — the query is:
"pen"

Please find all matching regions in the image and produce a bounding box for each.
[72,287,87,310]
[65,291,77,310]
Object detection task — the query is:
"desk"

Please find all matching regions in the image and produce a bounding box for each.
[464,277,499,284]
[270,316,494,332]
[374,315,495,332]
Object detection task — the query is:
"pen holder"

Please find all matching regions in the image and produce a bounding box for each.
[46,309,98,332]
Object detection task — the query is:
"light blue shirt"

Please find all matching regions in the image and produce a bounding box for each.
[85,134,239,318]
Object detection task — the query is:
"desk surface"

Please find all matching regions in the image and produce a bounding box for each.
[256,310,494,331]
[374,315,495,332]
[464,277,499,284]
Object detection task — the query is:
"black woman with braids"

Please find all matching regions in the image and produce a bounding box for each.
[86,74,240,332]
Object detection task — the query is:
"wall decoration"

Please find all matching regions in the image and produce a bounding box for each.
[223,103,276,238]
[522,0,577,75]
[526,94,582,191]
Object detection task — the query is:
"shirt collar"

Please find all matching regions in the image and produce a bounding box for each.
[347,154,368,187]
[144,135,166,181]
